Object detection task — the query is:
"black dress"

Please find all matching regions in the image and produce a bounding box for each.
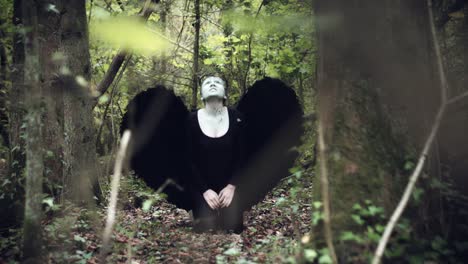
[186,107,245,232]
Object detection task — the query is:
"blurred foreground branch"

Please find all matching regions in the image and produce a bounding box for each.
[99,130,132,262]
[94,0,159,102]
[317,119,338,264]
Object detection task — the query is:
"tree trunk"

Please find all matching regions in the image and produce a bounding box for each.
[314,0,439,234]
[60,0,98,202]
[37,0,64,191]
[21,1,44,262]
[0,19,8,147]
[9,0,26,181]
[191,0,200,110]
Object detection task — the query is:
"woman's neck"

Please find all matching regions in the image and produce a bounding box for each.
[204,98,224,116]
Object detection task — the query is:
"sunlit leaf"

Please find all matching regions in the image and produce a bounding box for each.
[42,197,54,207]
[142,199,154,212]
[223,247,240,256]
[304,249,317,261]
[91,17,170,56]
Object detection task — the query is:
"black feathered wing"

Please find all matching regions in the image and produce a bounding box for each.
[120,86,193,210]
[235,77,304,210]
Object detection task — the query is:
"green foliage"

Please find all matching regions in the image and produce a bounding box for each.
[90,16,170,56]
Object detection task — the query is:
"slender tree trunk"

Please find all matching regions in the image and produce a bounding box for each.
[159,1,169,84]
[0,20,8,147]
[10,0,26,180]
[60,0,98,202]
[21,1,44,262]
[191,0,200,110]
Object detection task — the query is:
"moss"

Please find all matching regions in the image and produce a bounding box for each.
[317,78,412,231]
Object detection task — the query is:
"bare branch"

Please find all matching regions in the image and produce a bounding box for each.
[447,90,468,105]
[317,119,338,264]
[99,130,132,262]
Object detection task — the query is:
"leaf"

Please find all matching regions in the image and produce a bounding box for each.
[204,58,213,65]
[142,199,154,212]
[42,197,54,208]
[313,201,322,209]
[318,254,333,264]
[74,234,86,243]
[404,161,415,171]
[340,231,362,243]
[91,17,170,56]
[412,187,424,202]
[351,214,365,225]
[98,94,109,105]
[223,247,240,256]
[304,249,317,262]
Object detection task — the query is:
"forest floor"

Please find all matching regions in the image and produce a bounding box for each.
[1,170,315,264]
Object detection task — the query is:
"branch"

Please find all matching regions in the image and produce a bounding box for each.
[317,119,338,264]
[94,0,158,98]
[99,130,132,262]
[447,90,468,105]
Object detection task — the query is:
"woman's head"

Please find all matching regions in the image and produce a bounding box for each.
[201,76,226,101]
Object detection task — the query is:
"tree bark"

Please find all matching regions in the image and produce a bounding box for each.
[37,0,64,189]
[0,20,8,147]
[9,0,26,180]
[191,0,200,110]
[314,0,439,239]
[21,1,44,262]
[60,0,98,202]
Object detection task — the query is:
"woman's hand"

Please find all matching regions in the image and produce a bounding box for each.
[219,184,236,208]
[203,189,220,209]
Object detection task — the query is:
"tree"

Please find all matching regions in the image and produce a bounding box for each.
[21,1,44,261]
[191,0,200,109]
[314,0,440,239]
[60,0,98,202]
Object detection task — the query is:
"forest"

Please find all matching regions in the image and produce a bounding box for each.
[0,0,467,263]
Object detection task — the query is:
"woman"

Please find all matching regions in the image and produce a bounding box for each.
[186,76,245,233]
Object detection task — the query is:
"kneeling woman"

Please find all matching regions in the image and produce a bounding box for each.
[187,76,245,233]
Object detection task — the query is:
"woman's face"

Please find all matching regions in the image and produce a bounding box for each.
[201,76,225,100]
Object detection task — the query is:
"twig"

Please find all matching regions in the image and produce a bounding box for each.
[317,119,338,264]
[99,130,132,262]
[447,90,468,105]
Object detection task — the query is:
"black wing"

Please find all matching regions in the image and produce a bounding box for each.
[121,86,192,210]
[235,77,304,209]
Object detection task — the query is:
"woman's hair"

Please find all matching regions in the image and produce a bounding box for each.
[199,73,226,87]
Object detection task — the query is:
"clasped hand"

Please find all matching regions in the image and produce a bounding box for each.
[203,184,235,210]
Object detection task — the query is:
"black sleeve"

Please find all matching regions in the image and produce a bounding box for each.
[186,113,209,194]
[228,109,246,186]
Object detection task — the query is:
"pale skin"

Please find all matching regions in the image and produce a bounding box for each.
[199,76,236,210]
